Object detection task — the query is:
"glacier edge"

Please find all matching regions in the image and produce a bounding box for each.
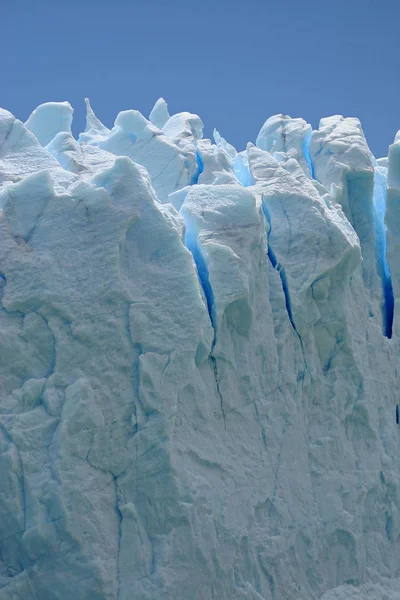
[0,101,399,600]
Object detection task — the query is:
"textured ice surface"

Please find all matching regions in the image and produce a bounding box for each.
[0,101,399,600]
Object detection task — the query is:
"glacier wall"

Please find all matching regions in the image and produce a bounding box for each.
[0,100,399,600]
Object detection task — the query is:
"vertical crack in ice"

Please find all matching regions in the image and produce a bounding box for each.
[113,474,123,600]
[302,129,315,179]
[125,303,140,435]
[261,200,296,331]
[211,357,226,427]
[191,147,204,185]
[261,199,309,375]
[184,230,214,327]
[183,226,228,423]
[278,266,296,330]
[373,168,394,339]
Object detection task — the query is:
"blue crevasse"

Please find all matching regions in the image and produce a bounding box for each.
[373,166,394,338]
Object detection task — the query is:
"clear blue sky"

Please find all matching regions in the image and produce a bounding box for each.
[2,0,400,158]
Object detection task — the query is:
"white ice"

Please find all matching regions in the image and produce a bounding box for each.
[0,99,399,600]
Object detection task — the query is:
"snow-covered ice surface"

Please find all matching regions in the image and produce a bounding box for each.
[0,100,399,599]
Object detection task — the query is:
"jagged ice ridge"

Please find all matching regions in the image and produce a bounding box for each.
[0,98,400,599]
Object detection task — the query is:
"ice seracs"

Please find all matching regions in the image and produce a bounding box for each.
[0,98,399,600]
[25,101,74,147]
[149,97,170,130]
[256,113,314,179]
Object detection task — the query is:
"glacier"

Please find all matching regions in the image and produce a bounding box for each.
[0,99,399,600]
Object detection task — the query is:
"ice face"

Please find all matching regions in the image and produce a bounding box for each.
[149,97,170,130]
[25,102,74,148]
[96,108,193,202]
[256,113,314,179]
[79,97,110,145]
[0,107,76,194]
[0,100,399,600]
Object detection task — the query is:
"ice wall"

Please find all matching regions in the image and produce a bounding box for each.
[0,99,399,600]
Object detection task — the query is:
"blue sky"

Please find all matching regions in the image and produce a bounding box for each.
[2,0,400,157]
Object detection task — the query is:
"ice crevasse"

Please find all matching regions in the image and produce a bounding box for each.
[0,98,399,600]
